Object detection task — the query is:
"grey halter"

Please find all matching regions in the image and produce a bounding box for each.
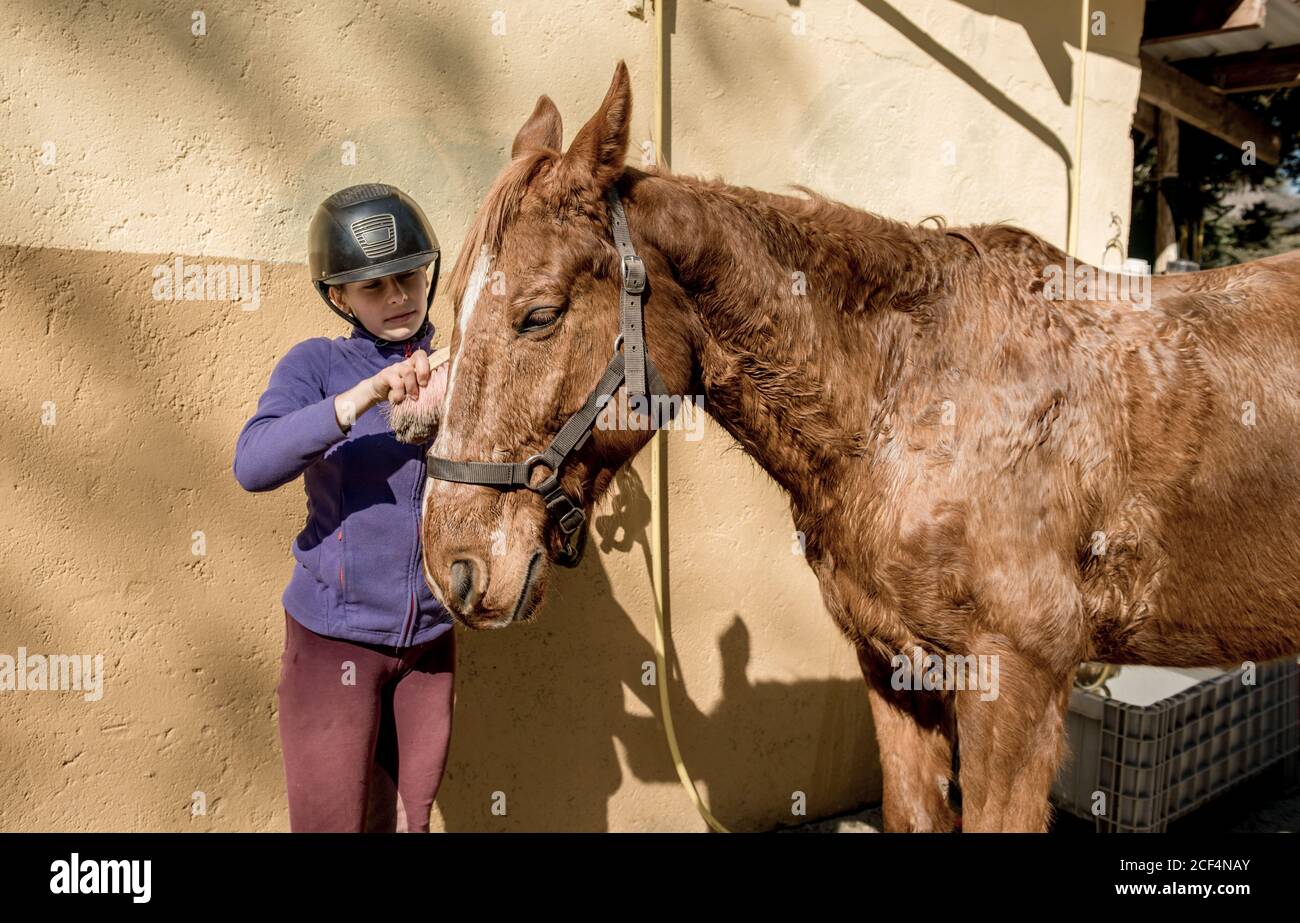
[425,186,672,568]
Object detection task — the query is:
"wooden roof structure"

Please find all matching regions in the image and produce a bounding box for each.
[1133,0,1298,268]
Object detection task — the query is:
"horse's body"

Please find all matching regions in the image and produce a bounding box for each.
[1077,255,1300,668]
[409,62,1300,831]
[735,219,1300,675]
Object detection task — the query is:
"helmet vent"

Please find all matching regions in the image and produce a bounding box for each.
[350,214,398,258]
[326,183,391,208]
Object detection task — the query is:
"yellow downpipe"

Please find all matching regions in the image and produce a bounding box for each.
[648,0,730,834]
[1067,0,1090,257]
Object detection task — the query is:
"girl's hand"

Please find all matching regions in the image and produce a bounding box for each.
[368,349,431,406]
[334,349,444,434]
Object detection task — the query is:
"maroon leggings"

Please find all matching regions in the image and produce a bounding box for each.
[275,610,456,832]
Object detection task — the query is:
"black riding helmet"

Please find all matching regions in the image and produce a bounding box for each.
[308,183,440,346]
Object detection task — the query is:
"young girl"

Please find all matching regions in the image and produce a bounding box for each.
[233,183,454,833]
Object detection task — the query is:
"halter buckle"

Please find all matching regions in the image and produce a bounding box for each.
[621,255,646,294]
[558,506,586,534]
[542,486,586,534]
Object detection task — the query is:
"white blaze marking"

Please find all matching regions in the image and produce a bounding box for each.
[433,244,493,459]
[427,244,493,511]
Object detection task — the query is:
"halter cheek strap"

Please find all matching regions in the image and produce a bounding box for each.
[424,186,671,568]
[610,188,649,397]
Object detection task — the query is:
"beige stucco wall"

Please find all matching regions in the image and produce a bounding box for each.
[0,0,1143,832]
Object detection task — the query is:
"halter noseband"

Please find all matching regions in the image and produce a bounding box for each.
[425,186,672,568]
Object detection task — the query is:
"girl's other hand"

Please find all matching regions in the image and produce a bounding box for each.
[386,346,452,445]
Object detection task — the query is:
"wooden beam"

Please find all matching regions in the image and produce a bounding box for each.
[1143,0,1266,46]
[1181,43,1300,93]
[1139,51,1281,163]
[1134,98,1157,137]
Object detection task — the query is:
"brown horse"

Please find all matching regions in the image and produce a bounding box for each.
[394,62,1300,832]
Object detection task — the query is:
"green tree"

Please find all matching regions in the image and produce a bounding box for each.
[1129,85,1300,268]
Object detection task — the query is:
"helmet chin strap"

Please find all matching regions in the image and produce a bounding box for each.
[367,313,432,349]
[328,293,433,348]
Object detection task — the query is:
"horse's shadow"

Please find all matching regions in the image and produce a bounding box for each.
[431,463,879,832]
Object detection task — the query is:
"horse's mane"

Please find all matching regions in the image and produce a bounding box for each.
[445,149,555,314]
[783,182,1066,265]
[445,156,1067,320]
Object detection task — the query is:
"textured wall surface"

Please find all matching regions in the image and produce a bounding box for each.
[0,0,1143,831]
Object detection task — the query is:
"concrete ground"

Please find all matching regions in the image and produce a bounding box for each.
[777,764,1300,833]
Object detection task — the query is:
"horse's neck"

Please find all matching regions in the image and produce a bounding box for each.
[630,173,950,512]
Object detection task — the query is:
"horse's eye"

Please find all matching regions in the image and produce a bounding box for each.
[518,306,562,334]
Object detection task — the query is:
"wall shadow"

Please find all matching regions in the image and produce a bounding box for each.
[434,462,880,832]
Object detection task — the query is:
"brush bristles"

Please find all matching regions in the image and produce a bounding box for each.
[387,400,439,445]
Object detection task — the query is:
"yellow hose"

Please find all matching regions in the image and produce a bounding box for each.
[648,0,730,834]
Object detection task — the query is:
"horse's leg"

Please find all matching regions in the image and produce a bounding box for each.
[954,634,1074,832]
[857,645,958,832]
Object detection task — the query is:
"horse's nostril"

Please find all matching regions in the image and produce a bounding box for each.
[450,558,479,611]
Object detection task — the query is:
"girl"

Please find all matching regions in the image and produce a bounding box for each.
[233,183,454,832]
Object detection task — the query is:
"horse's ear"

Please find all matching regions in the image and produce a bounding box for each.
[511,95,563,158]
[561,60,631,192]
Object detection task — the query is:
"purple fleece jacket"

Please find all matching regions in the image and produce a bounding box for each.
[232,321,454,648]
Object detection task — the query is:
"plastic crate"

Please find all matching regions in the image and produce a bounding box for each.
[1051,656,1300,832]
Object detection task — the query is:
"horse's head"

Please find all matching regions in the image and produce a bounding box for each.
[414,61,693,629]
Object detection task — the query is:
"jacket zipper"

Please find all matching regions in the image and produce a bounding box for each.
[399,337,417,646]
[399,444,422,647]
[337,528,345,592]
[399,590,415,649]
[383,339,419,649]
